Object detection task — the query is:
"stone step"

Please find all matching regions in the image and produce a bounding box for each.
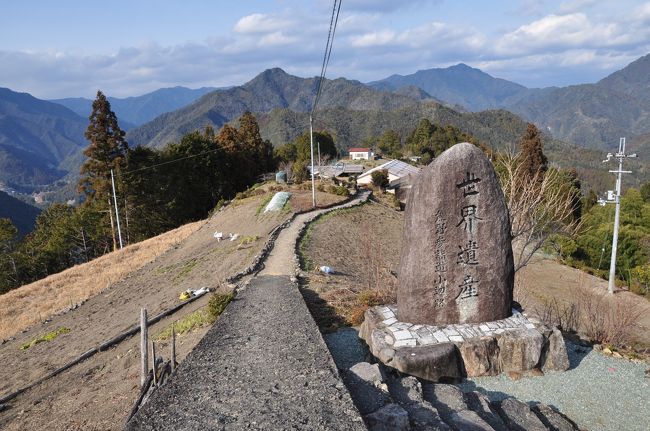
[495,397,549,431]
[531,404,581,431]
[340,357,581,431]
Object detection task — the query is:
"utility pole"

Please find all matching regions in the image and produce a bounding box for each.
[600,137,637,294]
[111,169,124,249]
[309,114,316,208]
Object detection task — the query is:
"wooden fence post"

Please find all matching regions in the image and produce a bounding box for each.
[140,308,148,387]
[151,341,157,386]
[171,323,176,372]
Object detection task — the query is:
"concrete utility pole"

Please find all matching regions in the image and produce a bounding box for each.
[111,169,124,249]
[309,114,316,208]
[601,137,637,294]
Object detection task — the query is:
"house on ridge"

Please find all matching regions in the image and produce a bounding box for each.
[348,147,373,160]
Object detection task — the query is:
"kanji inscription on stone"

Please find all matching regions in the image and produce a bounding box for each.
[397,142,514,325]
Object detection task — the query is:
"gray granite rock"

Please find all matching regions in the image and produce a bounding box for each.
[532,403,580,431]
[422,383,469,414]
[345,367,392,415]
[406,402,451,431]
[365,403,410,431]
[387,375,424,404]
[398,142,514,326]
[350,362,384,385]
[541,328,570,372]
[496,397,547,431]
[391,343,461,382]
[465,391,509,431]
[449,410,497,431]
[497,329,544,372]
[458,336,501,376]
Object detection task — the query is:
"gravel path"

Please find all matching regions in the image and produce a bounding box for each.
[458,341,650,431]
[126,275,366,430]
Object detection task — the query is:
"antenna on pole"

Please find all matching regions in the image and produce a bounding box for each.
[601,137,637,294]
[111,169,124,250]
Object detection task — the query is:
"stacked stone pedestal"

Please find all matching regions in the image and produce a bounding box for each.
[360,305,569,382]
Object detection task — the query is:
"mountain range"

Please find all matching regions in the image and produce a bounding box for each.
[1,53,649,215]
[51,86,217,129]
[370,54,650,149]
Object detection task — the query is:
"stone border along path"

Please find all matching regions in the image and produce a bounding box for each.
[126,191,371,430]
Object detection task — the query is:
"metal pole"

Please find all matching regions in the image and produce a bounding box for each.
[607,138,636,294]
[607,163,623,293]
[111,169,124,249]
[318,140,321,178]
[309,114,316,208]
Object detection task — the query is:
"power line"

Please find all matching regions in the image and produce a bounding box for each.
[311,0,342,115]
[122,147,223,175]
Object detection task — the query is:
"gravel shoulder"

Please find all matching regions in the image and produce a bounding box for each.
[458,340,650,431]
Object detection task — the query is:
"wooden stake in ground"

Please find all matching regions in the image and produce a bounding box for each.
[171,323,176,372]
[151,341,157,386]
[140,308,148,387]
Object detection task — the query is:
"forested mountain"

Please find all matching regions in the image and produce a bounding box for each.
[368,63,530,111]
[369,53,650,150]
[0,191,40,236]
[51,86,216,128]
[0,88,86,191]
[126,68,424,148]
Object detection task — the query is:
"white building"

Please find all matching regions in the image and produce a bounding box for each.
[348,147,373,160]
[356,159,421,187]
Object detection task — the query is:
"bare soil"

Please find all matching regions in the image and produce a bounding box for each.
[299,200,650,351]
[0,190,306,431]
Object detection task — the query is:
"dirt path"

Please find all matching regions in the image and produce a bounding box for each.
[261,190,371,276]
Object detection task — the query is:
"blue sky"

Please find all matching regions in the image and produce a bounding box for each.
[1,0,649,98]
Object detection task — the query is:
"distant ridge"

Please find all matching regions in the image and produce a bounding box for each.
[0,190,40,236]
[51,86,216,128]
[126,68,424,148]
[368,63,529,111]
[368,54,650,149]
[0,87,86,191]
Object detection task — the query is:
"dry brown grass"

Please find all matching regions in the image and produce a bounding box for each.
[516,268,646,348]
[0,220,204,339]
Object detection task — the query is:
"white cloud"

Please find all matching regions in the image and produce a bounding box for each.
[233,13,291,34]
[558,0,599,14]
[350,30,396,48]
[494,13,632,56]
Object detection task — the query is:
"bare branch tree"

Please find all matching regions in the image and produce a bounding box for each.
[496,150,581,272]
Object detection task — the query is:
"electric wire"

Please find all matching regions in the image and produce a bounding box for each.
[311,0,342,115]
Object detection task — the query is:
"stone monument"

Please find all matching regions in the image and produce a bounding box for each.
[360,143,569,381]
[397,142,514,325]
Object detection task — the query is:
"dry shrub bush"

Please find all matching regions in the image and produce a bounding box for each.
[525,284,643,348]
[0,220,204,339]
[575,287,643,346]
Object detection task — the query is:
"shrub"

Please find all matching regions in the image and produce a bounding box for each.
[207,292,234,321]
[371,169,389,190]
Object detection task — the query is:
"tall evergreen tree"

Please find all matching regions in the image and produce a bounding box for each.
[519,123,548,181]
[78,90,128,250]
[78,90,129,203]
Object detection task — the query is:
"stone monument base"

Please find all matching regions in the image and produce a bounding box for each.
[359,305,569,382]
